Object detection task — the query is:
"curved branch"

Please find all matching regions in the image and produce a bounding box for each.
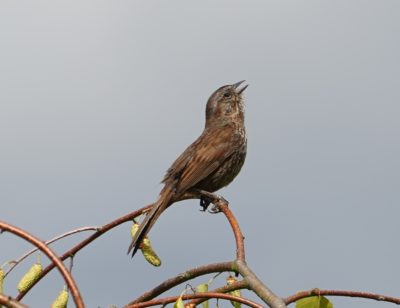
[0,294,28,308]
[217,201,245,261]
[235,259,286,308]
[186,279,249,307]
[128,261,235,305]
[284,289,400,305]
[0,220,84,308]
[125,292,264,308]
[5,226,98,278]
[16,204,152,301]
[128,196,285,307]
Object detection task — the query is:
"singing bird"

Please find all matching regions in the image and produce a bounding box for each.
[128,81,248,257]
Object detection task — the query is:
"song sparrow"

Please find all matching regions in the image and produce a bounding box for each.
[128,81,248,257]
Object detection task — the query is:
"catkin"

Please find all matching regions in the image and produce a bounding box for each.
[0,267,4,294]
[141,238,161,267]
[50,287,69,308]
[227,276,241,308]
[17,263,43,293]
[131,221,162,266]
[130,222,139,237]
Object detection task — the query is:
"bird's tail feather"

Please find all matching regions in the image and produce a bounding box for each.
[127,186,173,257]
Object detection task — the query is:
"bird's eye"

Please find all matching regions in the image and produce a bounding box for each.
[223,92,232,98]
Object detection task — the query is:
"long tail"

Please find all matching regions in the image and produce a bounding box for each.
[127,186,174,257]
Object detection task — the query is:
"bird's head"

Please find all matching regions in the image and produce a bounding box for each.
[205,80,248,127]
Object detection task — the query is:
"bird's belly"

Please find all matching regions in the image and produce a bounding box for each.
[195,147,247,192]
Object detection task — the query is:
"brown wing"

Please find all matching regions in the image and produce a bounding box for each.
[162,125,236,194]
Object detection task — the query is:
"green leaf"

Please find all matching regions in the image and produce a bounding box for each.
[296,296,333,308]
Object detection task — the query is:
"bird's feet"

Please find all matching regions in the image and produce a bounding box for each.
[200,196,212,212]
[197,190,229,213]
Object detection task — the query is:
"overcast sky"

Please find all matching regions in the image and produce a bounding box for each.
[1,1,399,307]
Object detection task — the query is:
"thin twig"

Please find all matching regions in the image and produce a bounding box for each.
[16,205,152,301]
[125,292,264,308]
[0,220,84,308]
[284,289,400,305]
[4,226,98,278]
[128,261,236,305]
[0,294,28,308]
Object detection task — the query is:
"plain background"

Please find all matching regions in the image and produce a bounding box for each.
[1,1,399,307]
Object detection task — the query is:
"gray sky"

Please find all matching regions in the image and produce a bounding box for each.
[1,1,399,307]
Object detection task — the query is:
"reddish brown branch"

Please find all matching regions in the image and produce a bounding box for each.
[128,261,236,305]
[0,220,84,308]
[16,204,153,301]
[128,197,286,307]
[125,292,264,308]
[4,188,398,308]
[217,201,245,261]
[284,289,400,305]
[5,226,98,278]
[0,294,28,308]
[186,279,249,307]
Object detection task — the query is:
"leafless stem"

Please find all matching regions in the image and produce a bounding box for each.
[0,294,28,308]
[217,201,245,261]
[0,220,84,308]
[4,226,98,278]
[128,261,236,305]
[16,204,152,301]
[284,289,400,305]
[125,292,264,308]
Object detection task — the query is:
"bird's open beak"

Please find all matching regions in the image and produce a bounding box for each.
[233,80,248,94]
